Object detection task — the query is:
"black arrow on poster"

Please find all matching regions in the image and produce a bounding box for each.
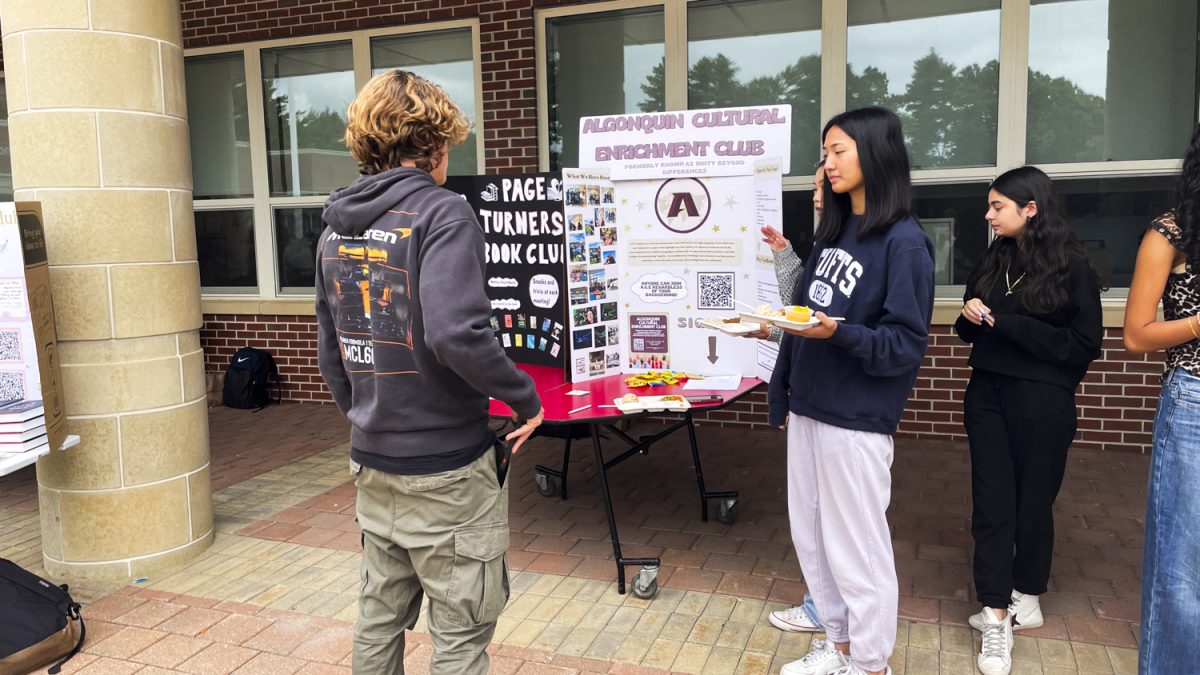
[707,335,719,364]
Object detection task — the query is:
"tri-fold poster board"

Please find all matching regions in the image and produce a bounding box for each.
[448,104,792,385]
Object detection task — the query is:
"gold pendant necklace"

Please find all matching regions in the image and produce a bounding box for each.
[1005,265,1026,296]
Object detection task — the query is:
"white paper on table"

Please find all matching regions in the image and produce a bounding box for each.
[683,375,741,391]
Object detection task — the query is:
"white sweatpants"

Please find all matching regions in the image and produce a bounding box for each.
[787,413,897,672]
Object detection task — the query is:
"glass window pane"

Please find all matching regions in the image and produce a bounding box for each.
[848,1,1000,169]
[186,53,252,199]
[781,189,816,265]
[372,29,479,176]
[546,8,665,170]
[912,182,991,287]
[274,207,323,291]
[1028,0,1198,164]
[262,42,356,197]
[1056,175,1174,288]
[687,0,821,176]
[196,209,256,288]
[0,81,11,201]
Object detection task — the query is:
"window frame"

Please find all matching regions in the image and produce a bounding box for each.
[535,0,1194,300]
[185,19,484,299]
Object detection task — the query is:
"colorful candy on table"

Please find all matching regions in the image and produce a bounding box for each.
[623,371,694,388]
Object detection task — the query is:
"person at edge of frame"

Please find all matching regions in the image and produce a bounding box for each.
[1123,123,1200,675]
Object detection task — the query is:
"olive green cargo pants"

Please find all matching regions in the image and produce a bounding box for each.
[352,449,509,674]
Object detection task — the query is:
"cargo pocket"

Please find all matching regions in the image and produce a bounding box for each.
[448,522,510,627]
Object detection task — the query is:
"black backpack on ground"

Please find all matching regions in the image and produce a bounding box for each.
[0,558,85,675]
[222,347,282,410]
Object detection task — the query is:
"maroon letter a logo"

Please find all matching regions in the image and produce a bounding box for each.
[666,192,700,218]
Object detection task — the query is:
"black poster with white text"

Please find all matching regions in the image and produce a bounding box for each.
[443,173,567,370]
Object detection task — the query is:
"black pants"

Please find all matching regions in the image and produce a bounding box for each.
[964,370,1077,609]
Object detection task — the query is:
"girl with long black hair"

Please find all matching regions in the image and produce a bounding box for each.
[1124,125,1200,675]
[769,106,934,675]
[956,166,1103,675]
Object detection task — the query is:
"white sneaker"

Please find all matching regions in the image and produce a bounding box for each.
[830,664,892,675]
[769,605,823,633]
[976,608,1014,675]
[780,638,849,675]
[969,591,1043,632]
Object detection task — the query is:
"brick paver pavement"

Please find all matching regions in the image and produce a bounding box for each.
[0,403,1146,673]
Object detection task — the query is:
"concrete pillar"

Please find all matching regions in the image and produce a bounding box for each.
[1,0,211,583]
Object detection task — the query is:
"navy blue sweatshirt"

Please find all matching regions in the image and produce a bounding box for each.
[768,216,934,434]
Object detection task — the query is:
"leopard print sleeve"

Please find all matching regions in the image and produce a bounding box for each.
[1151,211,1184,249]
[1150,211,1200,377]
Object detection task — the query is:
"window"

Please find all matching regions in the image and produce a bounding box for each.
[847,0,1000,169]
[912,183,992,287]
[537,0,1195,294]
[781,189,816,264]
[186,54,252,200]
[195,210,256,289]
[372,29,478,176]
[274,207,323,290]
[545,7,665,170]
[687,0,822,175]
[1028,0,1198,165]
[1057,176,1174,288]
[261,42,356,198]
[185,21,484,297]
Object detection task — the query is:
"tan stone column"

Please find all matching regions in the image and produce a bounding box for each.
[1,0,211,583]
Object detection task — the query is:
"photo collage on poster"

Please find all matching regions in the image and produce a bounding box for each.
[563,170,621,381]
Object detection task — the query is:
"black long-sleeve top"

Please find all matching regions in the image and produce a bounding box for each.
[954,254,1102,390]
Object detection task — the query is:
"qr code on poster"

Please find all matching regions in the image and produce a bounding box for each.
[0,371,25,401]
[698,272,735,310]
[0,330,19,361]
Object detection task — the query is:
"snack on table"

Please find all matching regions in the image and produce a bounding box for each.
[660,395,685,402]
[621,393,639,403]
[624,370,690,387]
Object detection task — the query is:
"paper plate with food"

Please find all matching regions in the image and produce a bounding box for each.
[614,393,691,414]
[697,316,763,335]
[739,305,829,331]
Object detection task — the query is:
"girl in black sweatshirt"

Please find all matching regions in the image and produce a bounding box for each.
[955,166,1103,675]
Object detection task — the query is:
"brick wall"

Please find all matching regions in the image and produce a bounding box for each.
[180,0,577,174]
[201,314,332,403]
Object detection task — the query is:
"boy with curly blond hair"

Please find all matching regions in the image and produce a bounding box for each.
[316,69,544,674]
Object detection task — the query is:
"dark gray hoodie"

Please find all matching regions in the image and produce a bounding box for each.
[316,167,540,461]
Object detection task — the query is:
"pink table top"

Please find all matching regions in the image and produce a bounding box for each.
[489,364,763,424]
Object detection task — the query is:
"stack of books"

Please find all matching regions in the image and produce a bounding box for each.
[0,400,47,460]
